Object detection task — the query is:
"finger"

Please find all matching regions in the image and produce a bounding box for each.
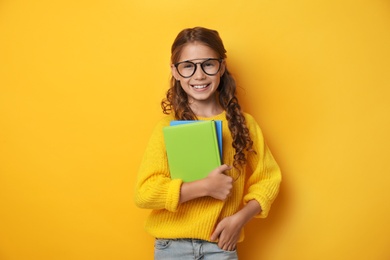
[210,225,222,241]
[217,232,227,249]
[223,242,234,252]
[219,241,226,250]
[218,164,232,172]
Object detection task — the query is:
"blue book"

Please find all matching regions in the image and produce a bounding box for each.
[170,120,223,161]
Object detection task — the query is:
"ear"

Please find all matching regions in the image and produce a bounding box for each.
[171,64,180,81]
[220,60,226,76]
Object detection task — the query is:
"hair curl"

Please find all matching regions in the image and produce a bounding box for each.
[161,27,254,168]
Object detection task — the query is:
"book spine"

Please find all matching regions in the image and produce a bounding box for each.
[211,120,222,164]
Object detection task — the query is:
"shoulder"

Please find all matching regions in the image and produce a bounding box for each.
[242,112,266,139]
[242,112,260,129]
[146,114,175,146]
[149,115,175,136]
[150,114,178,134]
[155,114,175,128]
[242,112,255,122]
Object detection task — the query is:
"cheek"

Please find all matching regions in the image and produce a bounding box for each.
[178,78,190,87]
[178,81,190,94]
[213,77,221,87]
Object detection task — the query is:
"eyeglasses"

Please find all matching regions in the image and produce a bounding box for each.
[174,58,223,78]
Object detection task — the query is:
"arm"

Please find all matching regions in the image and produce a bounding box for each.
[135,118,183,212]
[211,114,281,250]
[243,119,281,218]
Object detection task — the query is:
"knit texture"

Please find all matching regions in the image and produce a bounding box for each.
[134,111,281,242]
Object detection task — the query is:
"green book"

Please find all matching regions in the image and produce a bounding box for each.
[163,120,221,182]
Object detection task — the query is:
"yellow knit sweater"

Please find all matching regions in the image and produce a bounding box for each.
[134,111,281,242]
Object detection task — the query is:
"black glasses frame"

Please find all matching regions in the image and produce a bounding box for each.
[174,58,223,78]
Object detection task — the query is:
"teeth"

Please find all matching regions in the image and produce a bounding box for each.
[193,85,207,89]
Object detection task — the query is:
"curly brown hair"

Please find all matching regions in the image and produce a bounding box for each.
[161,27,255,168]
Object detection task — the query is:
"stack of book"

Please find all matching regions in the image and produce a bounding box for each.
[163,120,222,182]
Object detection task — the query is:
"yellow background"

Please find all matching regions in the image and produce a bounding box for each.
[1,0,389,259]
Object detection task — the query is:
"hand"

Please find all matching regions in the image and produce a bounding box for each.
[210,200,262,251]
[210,214,243,251]
[204,164,233,200]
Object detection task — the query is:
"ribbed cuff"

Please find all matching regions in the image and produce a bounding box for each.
[165,179,183,212]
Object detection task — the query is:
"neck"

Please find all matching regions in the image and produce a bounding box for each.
[189,99,223,118]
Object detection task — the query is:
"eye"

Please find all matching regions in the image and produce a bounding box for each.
[182,62,194,69]
[203,60,216,67]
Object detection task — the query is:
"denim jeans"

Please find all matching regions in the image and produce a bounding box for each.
[154,239,238,260]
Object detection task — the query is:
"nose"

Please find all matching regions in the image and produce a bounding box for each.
[193,63,206,79]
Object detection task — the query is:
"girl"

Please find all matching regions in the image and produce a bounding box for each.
[135,27,281,259]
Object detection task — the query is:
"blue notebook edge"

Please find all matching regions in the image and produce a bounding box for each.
[170,120,223,162]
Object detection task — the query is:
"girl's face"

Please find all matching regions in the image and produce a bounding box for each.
[171,42,225,105]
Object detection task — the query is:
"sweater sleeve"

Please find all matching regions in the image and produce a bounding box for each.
[134,118,182,212]
[243,114,282,218]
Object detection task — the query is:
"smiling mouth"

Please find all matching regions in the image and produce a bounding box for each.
[192,84,209,89]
